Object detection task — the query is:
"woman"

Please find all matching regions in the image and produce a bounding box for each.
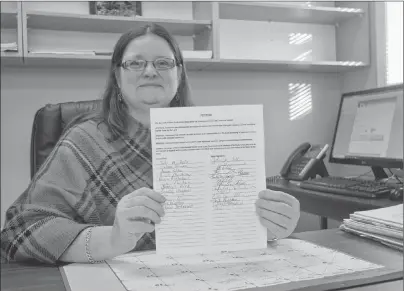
[1,24,300,265]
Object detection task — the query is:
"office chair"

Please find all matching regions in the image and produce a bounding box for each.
[30,100,102,179]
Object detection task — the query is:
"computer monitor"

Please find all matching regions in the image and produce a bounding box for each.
[329,84,403,179]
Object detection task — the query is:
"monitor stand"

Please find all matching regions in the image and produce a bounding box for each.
[371,166,389,181]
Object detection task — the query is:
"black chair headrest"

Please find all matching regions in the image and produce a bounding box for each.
[30,100,102,179]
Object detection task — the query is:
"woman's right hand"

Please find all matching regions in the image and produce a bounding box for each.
[110,187,166,253]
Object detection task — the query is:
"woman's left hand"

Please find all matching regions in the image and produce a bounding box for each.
[255,189,300,240]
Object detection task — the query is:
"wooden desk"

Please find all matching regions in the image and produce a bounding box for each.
[1,229,402,291]
[266,179,401,229]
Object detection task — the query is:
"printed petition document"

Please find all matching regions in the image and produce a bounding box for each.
[150,105,267,255]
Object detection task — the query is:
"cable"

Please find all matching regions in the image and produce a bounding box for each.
[346,170,372,179]
[355,170,373,178]
[387,168,403,185]
[346,169,402,186]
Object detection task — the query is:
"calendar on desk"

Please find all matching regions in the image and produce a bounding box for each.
[104,239,386,291]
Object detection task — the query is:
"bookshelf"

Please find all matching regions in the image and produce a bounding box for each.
[1,11,19,28]
[193,59,366,73]
[218,2,364,25]
[2,1,371,73]
[1,2,23,66]
[22,55,365,73]
[24,54,214,71]
[25,11,211,35]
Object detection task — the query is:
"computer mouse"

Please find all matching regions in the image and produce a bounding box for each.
[389,187,403,201]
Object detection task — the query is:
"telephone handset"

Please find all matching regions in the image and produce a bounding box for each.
[280,142,329,181]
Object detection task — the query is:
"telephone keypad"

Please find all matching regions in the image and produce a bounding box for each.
[291,157,310,175]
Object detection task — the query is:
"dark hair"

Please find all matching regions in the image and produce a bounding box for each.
[65,23,193,137]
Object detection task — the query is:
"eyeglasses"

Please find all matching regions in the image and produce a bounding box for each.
[120,58,177,71]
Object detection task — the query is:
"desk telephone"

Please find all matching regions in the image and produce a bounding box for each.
[280,142,329,181]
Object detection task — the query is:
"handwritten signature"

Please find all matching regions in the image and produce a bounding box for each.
[158,159,189,165]
[208,155,256,208]
[164,200,193,209]
[210,155,242,164]
[211,197,244,209]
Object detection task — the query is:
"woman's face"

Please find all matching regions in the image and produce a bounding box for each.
[117,34,180,112]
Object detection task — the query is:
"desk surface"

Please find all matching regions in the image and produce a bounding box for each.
[1,229,402,291]
[266,179,401,221]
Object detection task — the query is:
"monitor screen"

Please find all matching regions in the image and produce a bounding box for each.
[330,84,403,168]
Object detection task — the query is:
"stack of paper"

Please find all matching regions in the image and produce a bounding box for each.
[340,204,403,251]
[1,42,18,52]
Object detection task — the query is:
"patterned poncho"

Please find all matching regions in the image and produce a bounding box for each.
[1,119,156,264]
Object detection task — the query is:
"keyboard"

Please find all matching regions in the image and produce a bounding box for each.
[299,176,392,198]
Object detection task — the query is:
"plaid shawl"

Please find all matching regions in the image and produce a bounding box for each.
[1,119,156,264]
